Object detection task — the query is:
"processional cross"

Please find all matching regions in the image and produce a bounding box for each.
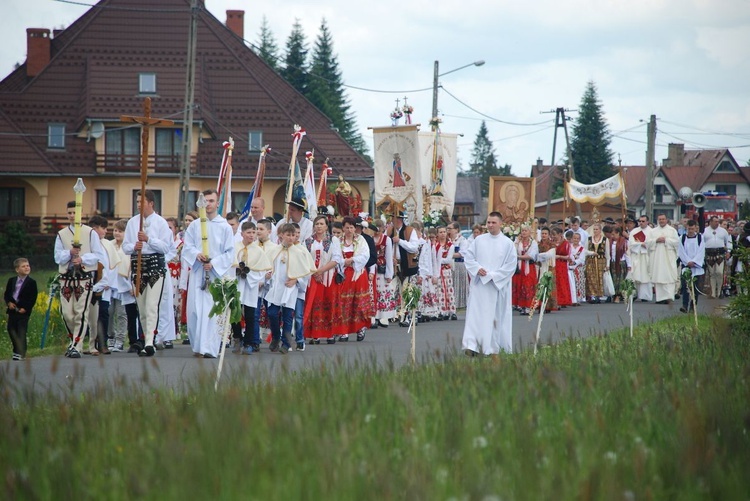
[120,97,174,295]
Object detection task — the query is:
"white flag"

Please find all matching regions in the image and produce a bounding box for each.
[372,125,422,222]
[418,130,458,219]
[567,172,624,205]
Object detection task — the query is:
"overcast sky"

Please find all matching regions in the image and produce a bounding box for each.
[2,0,749,176]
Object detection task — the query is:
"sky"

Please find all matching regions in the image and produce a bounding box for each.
[2,0,750,177]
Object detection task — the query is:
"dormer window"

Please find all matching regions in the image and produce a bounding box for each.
[248,131,263,152]
[48,123,65,149]
[139,73,157,94]
[715,160,738,173]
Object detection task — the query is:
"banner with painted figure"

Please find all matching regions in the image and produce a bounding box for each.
[372,124,422,222]
[418,130,458,219]
[567,172,625,205]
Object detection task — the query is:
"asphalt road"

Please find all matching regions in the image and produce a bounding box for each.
[1,296,728,397]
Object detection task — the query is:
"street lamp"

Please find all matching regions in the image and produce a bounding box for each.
[432,59,485,125]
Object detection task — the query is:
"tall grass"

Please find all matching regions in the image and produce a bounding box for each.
[1,316,748,500]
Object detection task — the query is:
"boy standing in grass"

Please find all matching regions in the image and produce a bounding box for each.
[4,258,38,361]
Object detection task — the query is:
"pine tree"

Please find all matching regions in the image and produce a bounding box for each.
[255,15,280,71]
[568,80,614,184]
[467,121,513,197]
[307,19,370,161]
[281,19,309,95]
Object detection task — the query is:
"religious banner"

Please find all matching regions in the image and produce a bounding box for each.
[372,124,422,222]
[567,172,624,205]
[488,176,536,224]
[418,130,458,219]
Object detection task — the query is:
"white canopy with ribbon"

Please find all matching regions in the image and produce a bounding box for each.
[567,172,625,205]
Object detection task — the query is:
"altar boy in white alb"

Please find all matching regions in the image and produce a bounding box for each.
[462,212,518,356]
[182,189,236,358]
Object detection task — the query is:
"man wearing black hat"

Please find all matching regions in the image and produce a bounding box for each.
[388,211,419,327]
[278,197,313,243]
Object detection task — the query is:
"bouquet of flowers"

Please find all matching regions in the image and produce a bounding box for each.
[390,108,404,120]
[528,271,554,322]
[502,224,521,240]
[423,208,444,228]
[402,104,414,115]
[401,281,422,313]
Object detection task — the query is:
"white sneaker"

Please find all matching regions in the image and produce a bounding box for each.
[111,343,124,352]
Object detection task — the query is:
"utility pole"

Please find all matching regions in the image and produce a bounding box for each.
[178,0,199,222]
[431,60,439,126]
[644,114,656,221]
[541,107,576,221]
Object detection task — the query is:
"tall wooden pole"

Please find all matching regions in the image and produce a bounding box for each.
[645,115,656,221]
[178,0,199,222]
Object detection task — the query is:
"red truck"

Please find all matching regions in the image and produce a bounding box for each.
[684,192,738,222]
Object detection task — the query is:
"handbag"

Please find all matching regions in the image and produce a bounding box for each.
[602,270,615,297]
[335,268,345,284]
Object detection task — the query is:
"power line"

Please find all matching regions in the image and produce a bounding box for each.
[658,130,750,150]
[440,87,550,126]
[53,0,193,13]
[658,118,750,138]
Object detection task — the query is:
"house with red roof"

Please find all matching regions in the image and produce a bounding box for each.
[0,0,372,231]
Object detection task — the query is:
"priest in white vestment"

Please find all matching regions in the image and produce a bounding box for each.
[462,212,518,355]
[627,215,653,302]
[182,190,236,358]
[646,214,680,303]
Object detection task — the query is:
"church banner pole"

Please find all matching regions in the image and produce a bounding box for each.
[533,292,548,355]
[285,125,306,221]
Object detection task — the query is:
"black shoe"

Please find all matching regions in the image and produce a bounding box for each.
[127,345,139,353]
[312,338,321,345]
[675,294,681,300]
[144,345,155,356]
[679,307,688,313]
[398,321,410,327]
[269,339,280,352]
[251,343,260,352]
[181,338,191,345]
[605,297,612,303]
[370,322,378,329]
[656,300,668,305]
[296,342,305,352]
[357,329,366,342]
[450,313,458,320]
[464,349,478,358]
[326,337,336,345]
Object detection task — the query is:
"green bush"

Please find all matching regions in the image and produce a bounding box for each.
[726,245,750,332]
[0,221,36,259]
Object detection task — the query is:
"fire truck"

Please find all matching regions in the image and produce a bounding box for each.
[683,191,738,222]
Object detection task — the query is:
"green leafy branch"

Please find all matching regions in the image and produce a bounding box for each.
[621,278,636,302]
[208,277,242,324]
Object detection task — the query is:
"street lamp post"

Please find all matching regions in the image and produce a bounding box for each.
[431,59,485,125]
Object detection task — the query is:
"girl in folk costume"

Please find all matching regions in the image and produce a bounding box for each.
[569,232,587,305]
[411,221,439,322]
[512,225,538,315]
[178,211,197,342]
[303,215,343,344]
[447,222,468,309]
[564,230,578,305]
[585,223,611,303]
[330,217,373,342]
[610,226,630,303]
[535,226,558,312]
[372,219,397,327]
[551,227,573,307]
[433,226,457,320]
[166,217,182,337]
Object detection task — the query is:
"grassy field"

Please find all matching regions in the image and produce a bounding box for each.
[1,314,748,500]
[0,269,68,359]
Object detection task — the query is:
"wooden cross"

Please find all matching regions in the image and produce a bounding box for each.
[120,97,174,296]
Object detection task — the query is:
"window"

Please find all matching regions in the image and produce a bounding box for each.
[155,128,182,168]
[139,73,157,94]
[714,185,737,196]
[48,123,65,149]
[106,127,140,167]
[248,131,263,152]
[132,189,162,217]
[714,160,737,173]
[185,190,198,213]
[0,187,24,217]
[96,189,115,217]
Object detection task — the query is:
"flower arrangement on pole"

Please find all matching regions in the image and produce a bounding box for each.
[400,281,422,364]
[529,271,554,354]
[390,107,404,126]
[208,276,242,390]
[681,267,699,328]
[621,278,637,337]
[423,208,444,228]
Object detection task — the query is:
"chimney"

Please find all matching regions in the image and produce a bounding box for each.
[667,143,684,167]
[226,10,244,40]
[26,28,51,78]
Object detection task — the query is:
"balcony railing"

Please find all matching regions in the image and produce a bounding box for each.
[96,153,197,173]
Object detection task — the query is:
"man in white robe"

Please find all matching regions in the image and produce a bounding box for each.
[627,215,653,302]
[182,189,236,358]
[678,220,705,313]
[646,214,680,304]
[462,212,518,356]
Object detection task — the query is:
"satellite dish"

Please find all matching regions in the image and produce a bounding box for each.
[90,121,105,139]
[678,186,693,200]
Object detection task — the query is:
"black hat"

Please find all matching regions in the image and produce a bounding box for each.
[287,198,306,211]
[393,210,406,219]
[604,217,616,224]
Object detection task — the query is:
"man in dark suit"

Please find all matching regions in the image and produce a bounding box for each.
[4,257,39,360]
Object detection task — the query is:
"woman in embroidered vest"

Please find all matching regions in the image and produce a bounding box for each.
[303,215,343,344]
[411,221,439,322]
[551,227,573,307]
[610,226,630,303]
[372,219,397,327]
[585,223,611,303]
[330,217,373,342]
[433,226,456,320]
[512,225,539,315]
[569,232,587,305]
